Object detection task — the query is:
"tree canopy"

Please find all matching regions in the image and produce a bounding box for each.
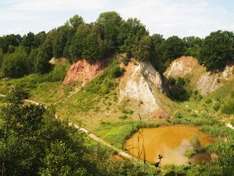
[0,12,233,78]
[199,30,234,70]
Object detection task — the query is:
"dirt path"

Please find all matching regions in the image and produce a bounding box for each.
[0,93,135,161]
[68,121,135,160]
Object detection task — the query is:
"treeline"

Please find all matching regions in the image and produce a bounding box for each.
[0,11,234,78]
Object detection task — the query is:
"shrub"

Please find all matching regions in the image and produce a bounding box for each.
[46,64,69,82]
[1,48,29,78]
[111,65,124,78]
[213,102,221,112]
[222,99,234,114]
[168,78,190,101]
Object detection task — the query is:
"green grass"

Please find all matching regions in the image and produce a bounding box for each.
[95,120,169,149]
[209,79,234,99]
[30,82,73,104]
[0,61,71,104]
[55,60,123,129]
[0,74,73,104]
[0,63,74,105]
[95,121,141,148]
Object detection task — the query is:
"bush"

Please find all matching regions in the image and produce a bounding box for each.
[160,36,186,68]
[222,99,234,114]
[6,86,29,103]
[168,78,190,101]
[46,64,69,82]
[111,65,124,78]
[1,48,29,78]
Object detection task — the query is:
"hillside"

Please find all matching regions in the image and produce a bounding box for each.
[165,56,234,95]
[0,12,234,176]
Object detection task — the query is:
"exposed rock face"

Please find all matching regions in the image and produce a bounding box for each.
[165,56,199,78]
[197,65,234,95]
[63,59,104,85]
[222,65,234,80]
[196,73,220,95]
[49,57,67,65]
[165,56,234,95]
[119,61,166,116]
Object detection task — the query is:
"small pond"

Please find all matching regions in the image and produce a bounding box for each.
[124,125,214,166]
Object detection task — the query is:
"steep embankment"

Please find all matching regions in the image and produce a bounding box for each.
[165,56,234,95]
[119,61,170,119]
[56,58,171,131]
[63,59,105,85]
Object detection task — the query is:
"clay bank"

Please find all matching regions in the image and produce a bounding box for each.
[124,125,214,166]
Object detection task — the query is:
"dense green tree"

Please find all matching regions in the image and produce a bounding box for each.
[68,24,88,60]
[1,47,29,78]
[27,48,39,73]
[35,32,47,47]
[68,15,84,29]
[217,140,234,176]
[97,11,122,53]
[0,48,3,68]
[0,88,99,176]
[69,24,108,61]
[0,12,233,78]
[183,36,203,58]
[34,38,53,73]
[199,30,234,70]
[132,35,152,61]
[21,32,37,52]
[150,34,165,71]
[118,18,148,54]
[160,36,186,68]
[53,25,72,58]
[5,86,29,104]
[0,34,21,53]
[40,141,90,176]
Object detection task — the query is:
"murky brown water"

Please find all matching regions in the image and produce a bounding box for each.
[124,125,213,166]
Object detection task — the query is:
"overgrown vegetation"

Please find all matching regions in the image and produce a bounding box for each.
[0,87,160,176]
[221,92,234,114]
[167,77,190,101]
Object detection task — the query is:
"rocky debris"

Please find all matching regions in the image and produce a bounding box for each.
[119,61,165,115]
[63,59,104,85]
[165,56,200,78]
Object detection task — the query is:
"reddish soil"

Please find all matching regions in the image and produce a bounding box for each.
[63,59,105,85]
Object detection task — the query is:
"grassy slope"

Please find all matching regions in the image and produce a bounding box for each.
[0,59,233,156]
[0,74,75,104]
[55,61,125,130]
